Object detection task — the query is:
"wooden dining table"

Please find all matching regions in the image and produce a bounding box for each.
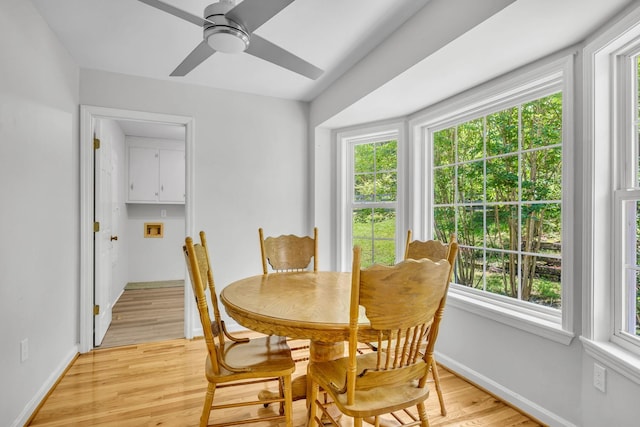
[220,270,374,401]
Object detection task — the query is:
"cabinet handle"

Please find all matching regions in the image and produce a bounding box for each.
[161,185,164,192]
[130,183,134,190]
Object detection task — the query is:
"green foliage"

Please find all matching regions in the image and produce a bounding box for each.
[352,139,398,267]
[433,92,563,308]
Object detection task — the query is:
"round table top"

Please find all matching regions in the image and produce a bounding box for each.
[221,271,370,343]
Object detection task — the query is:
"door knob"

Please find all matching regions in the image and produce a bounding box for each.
[110,235,118,241]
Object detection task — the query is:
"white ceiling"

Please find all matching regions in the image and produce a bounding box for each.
[32,0,635,131]
[31,0,430,102]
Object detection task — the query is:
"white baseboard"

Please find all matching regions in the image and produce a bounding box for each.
[11,345,79,427]
[436,351,577,427]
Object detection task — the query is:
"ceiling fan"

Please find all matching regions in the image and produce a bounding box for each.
[137,0,323,80]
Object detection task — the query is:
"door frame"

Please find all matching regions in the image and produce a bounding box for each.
[79,105,195,353]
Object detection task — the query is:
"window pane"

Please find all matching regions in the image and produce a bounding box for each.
[352,208,396,267]
[457,119,484,162]
[434,206,455,241]
[354,143,374,173]
[485,249,518,298]
[624,200,640,336]
[486,204,517,250]
[522,147,562,201]
[376,140,397,170]
[636,272,640,336]
[457,161,484,203]
[522,93,562,149]
[487,107,518,156]
[354,173,374,202]
[486,154,518,203]
[522,254,562,308]
[456,205,484,248]
[456,246,483,288]
[434,127,455,166]
[434,166,455,205]
[522,203,562,255]
[376,171,397,201]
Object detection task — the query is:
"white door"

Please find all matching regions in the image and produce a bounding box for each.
[94,119,115,346]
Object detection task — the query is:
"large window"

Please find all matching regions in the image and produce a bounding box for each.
[351,138,398,267]
[583,7,640,381]
[409,55,573,342]
[337,125,402,269]
[432,93,563,309]
[613,51,640,352]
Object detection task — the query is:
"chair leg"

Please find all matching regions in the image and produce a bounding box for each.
[354,417,363,427]
[416,402,430,427]
[431,362,446,416]
[307,381,319,427]
[201,382,216,427]
[283,375,293,427]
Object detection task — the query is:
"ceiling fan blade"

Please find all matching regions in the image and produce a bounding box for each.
[137,0,209,27]
[226,0,295,34]
[170,41,216,76]
[245,34,323,80]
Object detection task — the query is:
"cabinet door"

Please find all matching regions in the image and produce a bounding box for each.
[158,149,185,202]
[128,147,159,202]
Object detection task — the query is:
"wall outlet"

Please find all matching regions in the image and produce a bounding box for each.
[593,363,606,392]
[20,338,28,363]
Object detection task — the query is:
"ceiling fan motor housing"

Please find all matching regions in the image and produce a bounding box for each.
[203,2,250,54]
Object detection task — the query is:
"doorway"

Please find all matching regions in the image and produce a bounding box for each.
[80,105,196,353]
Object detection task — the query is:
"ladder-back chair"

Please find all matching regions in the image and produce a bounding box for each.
[183,232,295,427]
[307,246,451,427]
[404,230,459,416]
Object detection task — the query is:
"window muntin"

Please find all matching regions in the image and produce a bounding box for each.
[350,139,398,267]
[432,92,563,310]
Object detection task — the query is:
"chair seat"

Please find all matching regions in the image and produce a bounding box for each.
[309,353,430,418]
[206,335,295,383]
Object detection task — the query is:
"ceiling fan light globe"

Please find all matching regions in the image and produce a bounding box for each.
[205,27,249,54]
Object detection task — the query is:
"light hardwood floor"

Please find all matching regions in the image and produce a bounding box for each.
[28,331,544,427]
[99,285,184,348]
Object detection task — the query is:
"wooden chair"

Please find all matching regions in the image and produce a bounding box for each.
[259,227,318,362]
[259,227,318,274]
[183,232,295,427]
[403,230,459,416]
[307,246,451,427]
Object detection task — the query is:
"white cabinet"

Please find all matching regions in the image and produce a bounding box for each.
[127,146,185,204]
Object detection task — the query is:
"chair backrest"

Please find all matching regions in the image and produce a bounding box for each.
[403,231,459,365]
[259,227,318,274]
[346,247,450,404]
[183,232,225,374]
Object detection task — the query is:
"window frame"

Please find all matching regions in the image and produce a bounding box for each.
[409,52,575,345]
[582,2,640,385]
[335,122,406,271]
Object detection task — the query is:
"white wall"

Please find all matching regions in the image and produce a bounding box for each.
[123,135,185,284]
[125,204,185,283]
[80,69,311,328]
[0,1,80,426]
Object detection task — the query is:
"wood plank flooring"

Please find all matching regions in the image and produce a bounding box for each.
[28,331,544,427]
[98,285,184,348]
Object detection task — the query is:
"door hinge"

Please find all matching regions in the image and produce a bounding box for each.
[94,305,100,315]
[94,222,100,232]
[94,137,100,150]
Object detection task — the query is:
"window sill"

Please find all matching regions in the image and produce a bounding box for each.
[447,288,575,345]
[580,337,640,385]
